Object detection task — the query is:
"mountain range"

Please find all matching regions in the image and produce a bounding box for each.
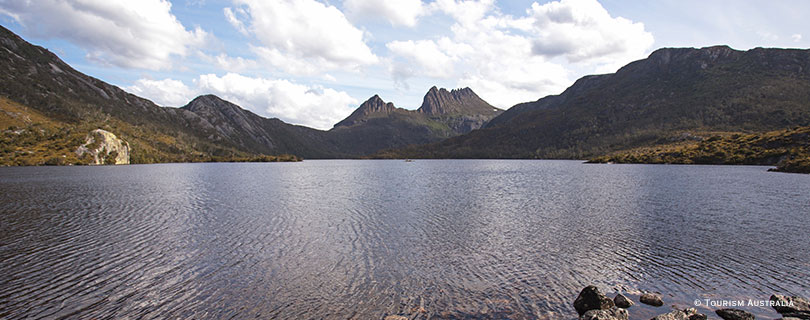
[0,25,500,164]
[2,24,809,172]
[382,45,810,160]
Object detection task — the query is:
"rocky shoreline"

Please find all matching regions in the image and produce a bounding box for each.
[572,285,810,320]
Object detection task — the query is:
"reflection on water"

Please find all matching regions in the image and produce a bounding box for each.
[1,160,809,319]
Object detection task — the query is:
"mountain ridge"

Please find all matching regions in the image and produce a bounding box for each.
[333,94,401,128]
[0,24,256,164]
[417,86,497,116]
[333,86,502,138]
[0,24,504,162]
[6,22,808,170]
[380,45,810,159]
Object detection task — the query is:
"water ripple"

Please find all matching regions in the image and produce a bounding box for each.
[1,161,809,319]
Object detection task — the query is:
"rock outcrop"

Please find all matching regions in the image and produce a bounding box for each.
[771,294,810,319]
[613,293,634,308]
[683,307,708,320]
[640,293,665,307]
[715,308,755,320]
[574,286,616,316]
[650,308,707,320]
[651,310,689,320]
[75,129,129,165]
[580,306,628,320]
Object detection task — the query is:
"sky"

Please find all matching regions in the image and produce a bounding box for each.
[0,0,808,130]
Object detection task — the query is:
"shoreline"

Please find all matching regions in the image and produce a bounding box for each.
[569,286,810,320]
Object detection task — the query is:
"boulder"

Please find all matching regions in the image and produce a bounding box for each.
[651,310,688,320]
[715,308,755,320]
[383,316,408,320]
[639,293,664,307]
[580,307,628,320]
[75,129,130,165]
[574,286,615,316]
[771,295,810,319]
[683,307,707,320]
[614,294,634,308]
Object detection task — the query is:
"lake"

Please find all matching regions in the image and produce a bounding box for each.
[1,160,808,319]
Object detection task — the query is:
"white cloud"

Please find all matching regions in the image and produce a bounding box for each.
[198,52,258,72]
[385,0,653,108]
[224,0,378,75]
[386,40,454,82]
[344,0,426,27]
[430,0,495,25]
[127,74,358,130]
[385,0,569,107]
[223,7,248,35]
[757,31,779,41]
[529,0,653,65]
[792,34,802,42]
[195,73,358,130]
[126,78,197,107]
[0,0,207,70]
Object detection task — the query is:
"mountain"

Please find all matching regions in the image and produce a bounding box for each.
[179,87,503,158]
[416,86,501,132]
[328,87,502,155]
[382,46,810,159]
[0,25,267,165]
[179,95,343,158]
[334,94,398,127]
[335,87,500,130]
[0,25,501,164]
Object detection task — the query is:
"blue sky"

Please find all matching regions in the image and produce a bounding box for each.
[1,0,807,129]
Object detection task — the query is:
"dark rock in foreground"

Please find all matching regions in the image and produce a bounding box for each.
[640,293,664,307]
[649,308,706,320]
[580,306,628,320]
[683,307,707,320]
[651,309,689,320]
[614,293,634,308]
[716,308,755,320]
[771,294,810,319]
[574,286,616,316]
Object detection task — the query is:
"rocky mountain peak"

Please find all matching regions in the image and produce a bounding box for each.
[361,94,394,112]
[334,94,398,128]
[182,94,244,115]
[417,86,498,116]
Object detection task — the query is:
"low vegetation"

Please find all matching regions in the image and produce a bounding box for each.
[202,154,301,163]
[0,97,300,166]
[588,126,810,173]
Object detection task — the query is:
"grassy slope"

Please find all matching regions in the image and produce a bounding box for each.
[587,126,810,173]
[0,97,86,165]
[0,26,307,165]
[0,97,302,165]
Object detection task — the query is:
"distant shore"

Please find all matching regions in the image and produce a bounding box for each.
[587,127,810,174]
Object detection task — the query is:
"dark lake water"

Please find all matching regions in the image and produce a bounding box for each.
[1,160,809,319]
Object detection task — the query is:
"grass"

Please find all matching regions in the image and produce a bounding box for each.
[588,126,810,173]
[0,97,301,166]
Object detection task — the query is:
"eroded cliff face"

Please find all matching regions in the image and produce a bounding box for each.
[75,129,130,165]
